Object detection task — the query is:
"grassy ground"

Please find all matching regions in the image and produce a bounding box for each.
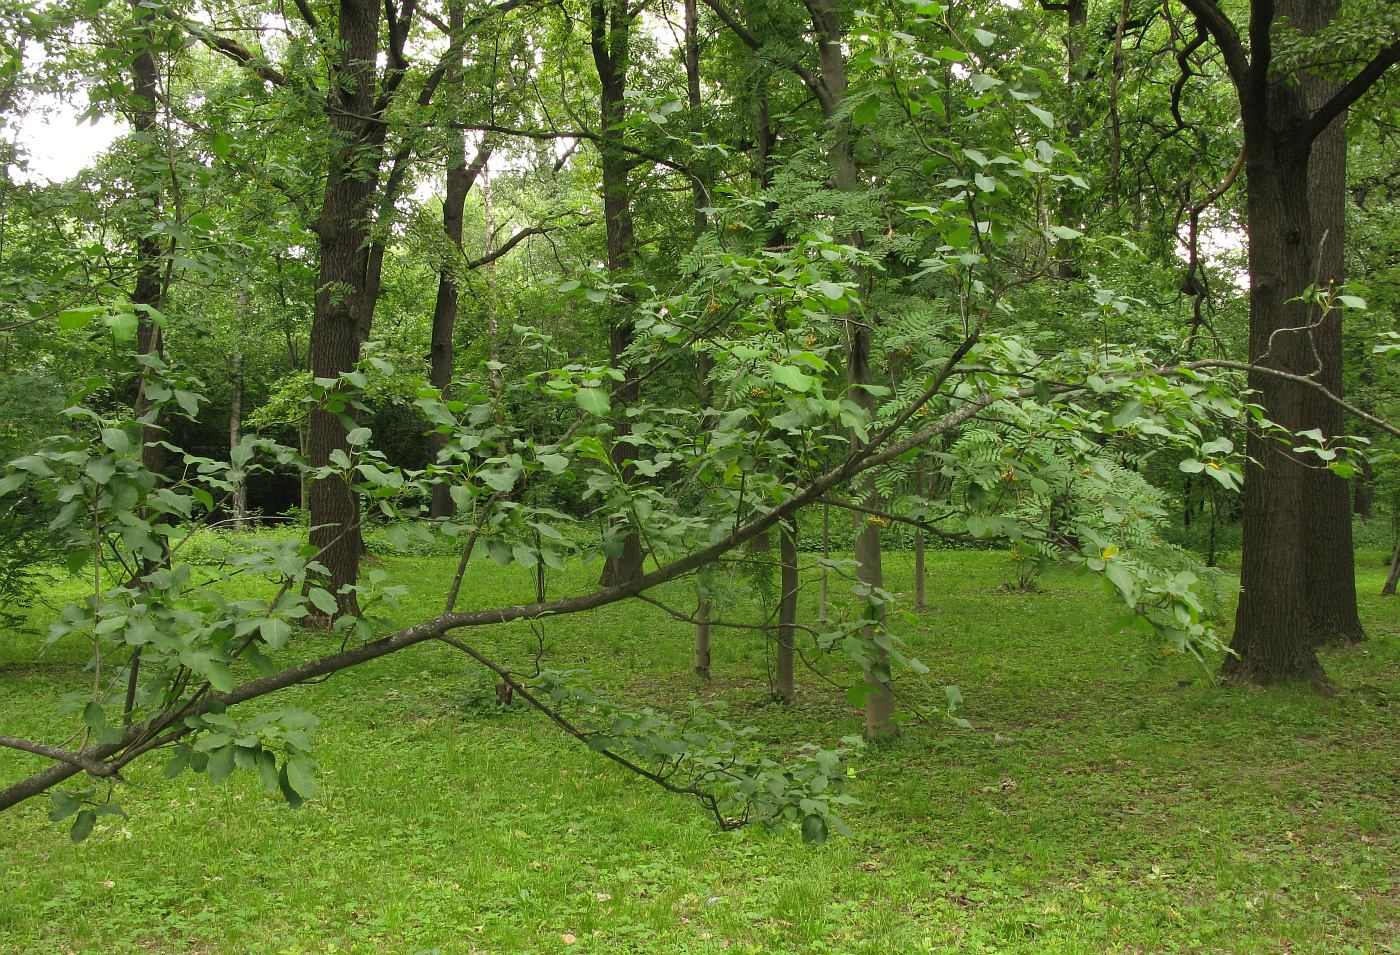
[0,547,1396,954]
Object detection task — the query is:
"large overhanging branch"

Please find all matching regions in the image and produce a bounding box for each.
[3,346,1395,812]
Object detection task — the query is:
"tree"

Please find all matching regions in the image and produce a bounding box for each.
[1176,0,1399,684]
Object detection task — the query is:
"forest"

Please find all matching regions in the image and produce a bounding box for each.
[0,0,1397,950]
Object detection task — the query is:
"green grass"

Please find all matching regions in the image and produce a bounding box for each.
[1,548,1396,954]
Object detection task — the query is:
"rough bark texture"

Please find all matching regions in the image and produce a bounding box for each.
[1297,0,1364,645]
[591,0,645,587]
[1222,1,1326,687]
[773,517,798,703]
[306,0,385,614]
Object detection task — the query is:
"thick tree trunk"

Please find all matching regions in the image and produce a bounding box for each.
[773,517,798,703]
[1223,114,1326,687]
[591,0,644,587]
[1298,0,1364,645]
[306,0,384,616]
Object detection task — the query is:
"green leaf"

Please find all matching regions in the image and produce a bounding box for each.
[575,387,611,417]
[801,813,829,845]
[206,745,236,783]
[0,473,24,497]
[538,453,568,474]
[70,809,96,842]
[260,618,292,649]
[211,132,234,158]
[307,588,338,616]
[1025,104,1055,129]
[345,427,371,446]
[279,763,305,808]
[285,755,318,800]
[205,660,236,693]
[770,363,815,393]
[852,97,881,126]
[814,281,846,301]
[58,306,103,330]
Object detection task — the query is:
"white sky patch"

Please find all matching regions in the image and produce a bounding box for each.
[9,94,124,184]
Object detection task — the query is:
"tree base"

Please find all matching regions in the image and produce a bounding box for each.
[1220,653,1333,695]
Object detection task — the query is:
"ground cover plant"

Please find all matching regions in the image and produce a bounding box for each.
[1,548,1396,954]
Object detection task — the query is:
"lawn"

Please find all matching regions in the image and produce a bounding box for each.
[0,548,1396,954]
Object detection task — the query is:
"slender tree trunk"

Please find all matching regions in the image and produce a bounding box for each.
[1353,456,1373,519]
[127,0,165,484]
[913,458,926,611]
[1382,539,1399,597]
[229,345,248,530]
[810,0,894,738]
[818,501,830,623]
[306,0,384,615]
[773,517,798,703]
[694,595,711,679]
[1298,0,1364,645]
[591,0,644,587]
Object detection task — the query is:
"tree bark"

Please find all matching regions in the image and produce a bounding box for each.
[1382,538,1399,597]
[591,0,645,587]
[1297,0,1364,645]
[306,0,386,615]
[1222,7,1325,686]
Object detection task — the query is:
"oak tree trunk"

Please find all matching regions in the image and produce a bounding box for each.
[306,0,385,616]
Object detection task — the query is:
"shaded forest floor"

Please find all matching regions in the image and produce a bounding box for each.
[1,547,1397,954]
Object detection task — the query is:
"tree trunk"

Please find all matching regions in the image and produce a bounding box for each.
[773,517,798,703]
[913,458,926,611]
[306,0,384,616]
[1223,92,1326,688]
[428,135,490,519]
[818,501,830,623]
[810,0,894,738]
[229,345,248,530]
[694,595,711,679]
[1353,456,1373,519]
[591,0,644,587]
[1382,538,1399,597]
[127,0,166,485]
[1297,0,1364,645]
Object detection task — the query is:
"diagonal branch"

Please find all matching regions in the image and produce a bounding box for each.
[1301,38,1400,145]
